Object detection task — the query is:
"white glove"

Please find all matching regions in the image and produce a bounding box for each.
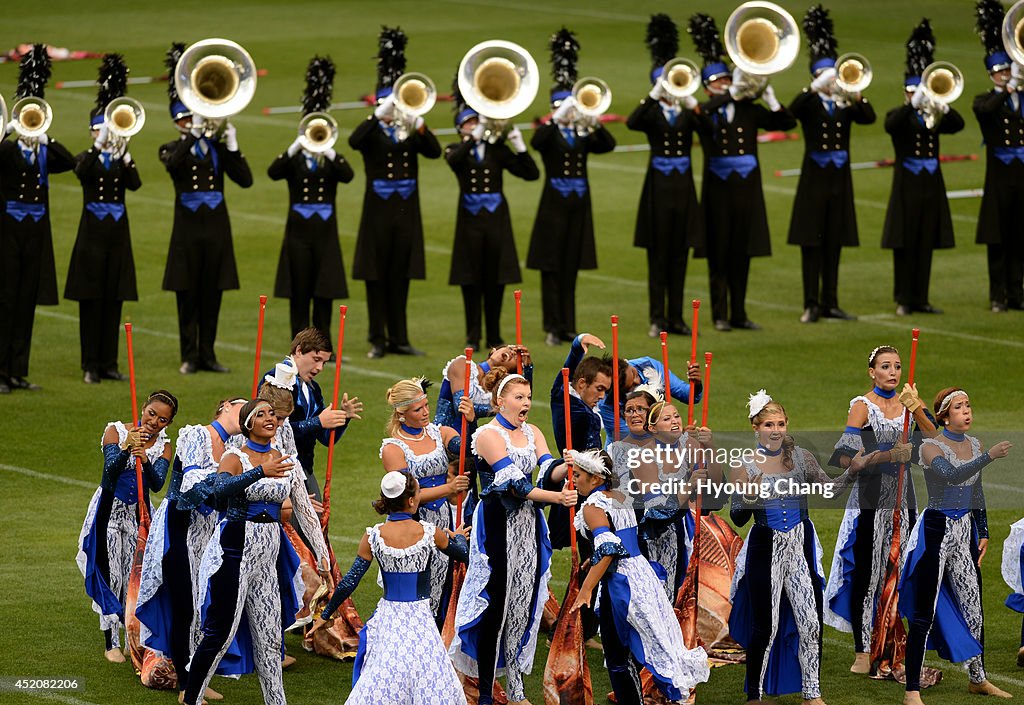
[551,96,576,124]
[189,114,205,138]
[374,94,396,120]
[93,123,109,150]
[732,66,746,85]
[910,85,927,109]
[413,115,424,131]
[323,147,337,161]
[937,99,950,114]
[37,133,48,146]
[680,94,698,111]
[223,122,238,151]
[1013,61,1024,80]
[470,121,486,142]
[122,151,132,164]
[5,120,15,135]
[508,126,527,153]
[649,80,668,102]
[286,136,303,157]
[762,84,781,111]
[810,67,836,93]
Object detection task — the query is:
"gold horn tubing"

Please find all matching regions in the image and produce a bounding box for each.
[175,38,257,124]
[1003,0,1024,65]
[298,111,338,154]
[661,57,701,99]
[834,53,872,97]
[458,40,539,127]
[725,1,800,77]
[572,77,611,118]
[11,97,52,138]
[105,97,146,139]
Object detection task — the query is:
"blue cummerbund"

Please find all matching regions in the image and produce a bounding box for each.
[291,203,333,220]
[809,150,848,168]
[461,192,503,214]
[179,191,224,211]
[372,178,416,200]
[5,201,46,222]
[246,502,281,521]
[418,474,448,512]
[994,146,1024,165]
[381,571,430,601]
[651,155,691,175]
[708,154,758,180]
[902,157,938,175]
[549,177,588,198]
[86,202,126,221]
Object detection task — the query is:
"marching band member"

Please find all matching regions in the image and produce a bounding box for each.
[270,55,353,340]
[309,471,469,705]
[526,27,615,347]
[159,42,253,375]
[445,78,538,352]
[570,449,710,705]
[65,54,140,385]
[0,44,73,393]
[350,27,441,360]
[77,391,176,662]
[882,20,963,317]
[688,13,796,332]
[789,6,876,324]
[900,388,1011,704]
[450,368,577,705]
[974,0,1024,313]
[730,390,860,705]
[629,14,706,338]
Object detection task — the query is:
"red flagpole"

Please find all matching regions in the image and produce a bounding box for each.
[321,305,347,531]
[514,290,523,374]
[611,315,620,442]
[687,300,700,425]
[660,331,671,404]
[251,295,268,398]
[561,367,577,555]
[124,323,146,519]
[455,348,473,528]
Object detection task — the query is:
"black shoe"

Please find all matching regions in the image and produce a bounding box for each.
[895,304,911,316]
[0,376,10,394]
[992,300,1008,313]
[200,361,231,373]
[545,332,560,346]
[714,319,732,332]
[667,322,692,336]
[387,343,426,357]
[731,319,762,330]
[800,307,820,323]
[84,371,101,384]
[100,368,127,381]
[367,344,386,360]
[1008,301,1024,311]
[179,361,197,375]
[559,331,578,343]
[9,376,41,390]
[913,304,943,314]
[822,307,857,320]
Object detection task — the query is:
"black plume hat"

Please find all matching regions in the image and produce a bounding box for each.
[646,14,679,82]
[302,55,335,116]
[16,44,51,100]
[976,0,1011,71]
[166,42,190,120]
[803,5,838,75]
[904,18,936,87]
[90,53,128,126]
[375,26,407,99]
[549,27,579,102]
[687,13,729,84]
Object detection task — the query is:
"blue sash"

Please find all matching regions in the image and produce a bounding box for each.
[708,154,758,180]
[5,201,46,222]
[179,191,224,211]
[381,571,430,602]
[372,178,416,200]
[616,526,642,557]
[809,150,849,168]
[994,146,1024,165]
[245,502,281,521]
[291,203,333,220]
[86,202,126,222]
[651,155,691,175]
[549,177,588,197]
[461,192,503,214]
[902,157,938,175]
[418,474,448,512]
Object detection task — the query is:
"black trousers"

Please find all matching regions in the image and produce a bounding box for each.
[540,270,578,337]
[164,501,196,692]
[365,278,410,348]
[988,243,1024,306]
[708,244,751,324]
[801,242,843,311]
[288,295,332,341]
[79,299,123,374]
[647,245,689,329]
[0,222,45,379]
[599,579,643,705]
[175,288,223,367]
[461,284,505,347]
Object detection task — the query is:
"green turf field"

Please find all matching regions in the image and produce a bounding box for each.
[1,1,1023,703]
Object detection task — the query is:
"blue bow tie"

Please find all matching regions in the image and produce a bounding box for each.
[306,155,318,172]
[22,149,34,165]
[561,127,576,146]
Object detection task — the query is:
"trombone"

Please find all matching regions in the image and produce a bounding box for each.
[297,111,338,153]
[392,72,436,142]
[919,61,963,130]
[10,96,52,145]
[724,1,800,99]
[175,38,257,137]
[104,96,145,153]
[457,40,539,143]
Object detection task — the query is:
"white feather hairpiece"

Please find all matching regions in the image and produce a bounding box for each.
[632,382,664,403]
[747,389,773,419]
[568,449,613,478]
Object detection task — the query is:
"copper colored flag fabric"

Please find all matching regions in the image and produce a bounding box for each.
[543,557,593,705]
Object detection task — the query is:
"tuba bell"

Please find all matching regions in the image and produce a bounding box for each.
[298,111,338,154]
[1003,0,1024,65]
[834,53,872,97]
[175,38,257,134]
[919,61,963,130]
[661,57,701,100]
[458,40,539,142]
[725,1,800,98]
[11,96,52,140]
[392,72,436,141]
[0,94,7,139]
[572,77,612,118]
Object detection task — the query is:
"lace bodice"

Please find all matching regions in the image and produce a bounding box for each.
[852,396,904,445]
[367,520,436,573]
[443,356,492,409]
[574,491,638,535]
[104,421,170,465]
[222,446,292,504]
[471,422,537,486]
[379,424,449,479]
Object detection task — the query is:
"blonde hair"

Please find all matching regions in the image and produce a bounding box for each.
[258,382,294,419]
[385,378,429,437]
[751,400,796,470]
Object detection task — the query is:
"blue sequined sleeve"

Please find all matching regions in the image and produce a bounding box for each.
[730,493,755,527]
[445,434,461,462]
[321,555,372,619]
[590,527,630,564]
[143,457,170,492]
[214,466,264,503]
[440,533,469,563]
[928,453,992,485]
[101,443,130,490]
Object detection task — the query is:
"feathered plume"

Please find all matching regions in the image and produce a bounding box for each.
[451,71,468,116]
[549,27,580,90]
[646,14,679,71]
[803,5,838,63]
[165,42,186,102]
[16,44,52,100]
[687,13,726,66]
[93,53,128,119]
[976,0,1007,54]
[376,26,407,91]
[302,55,335,116]
[905,18,936,79]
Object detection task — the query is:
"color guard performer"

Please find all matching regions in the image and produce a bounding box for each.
[974,0,1024,313]
[350,27,441,360]
[882,20,963,317]
[159,42,253,375]
[789,6,875,324]
[270,56,353,340]
[0,44,73,393]
[526,28,615,347]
